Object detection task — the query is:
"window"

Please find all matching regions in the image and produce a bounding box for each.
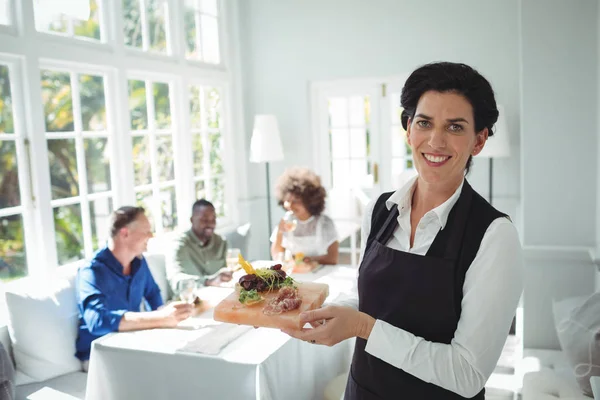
[123,0,169,53]
[0,0,11,26]
[184,0,221,63]
[34,0,103,41]
[129,78,177,233]
[0,63,28,281]
[0,0,236,280]
[389,93,413,177]
[41,68,113,265]
[328,96,372,188]
[189,84,226,216]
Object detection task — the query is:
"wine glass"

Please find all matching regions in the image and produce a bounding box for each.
[282,211,298,232]
[177,278,197,304]
[226,248,241,271]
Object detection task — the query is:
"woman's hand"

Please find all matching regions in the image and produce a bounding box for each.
[281,305,376,346]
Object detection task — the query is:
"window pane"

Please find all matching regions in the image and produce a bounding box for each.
[189,86,202,129]
[90,196,113,250]
[132,135,151,186]
[48,139,79,199]
[200,15,220,64]
[391,94,402,125]
[0,140,21,207]
[34,4,68,34]
[135,190,154,230]
[206,87,220,128]
[330,129,349,159]
[209,132,223,175]
[201,0,218,15]
[54,204,84,265]
[349,128,367,158]
[73,0,101,40]
[160,186,177,232]
[153,82,171,129]
[349,96,366,126]
[80,74,106,131]
[184,5,197,58]
[85,138,111,193]
[210,179,224,217]
[0,65,14,133]
[331,159,350,187]
[350,159,368,184]
[0,214,27,281]
[329,98,348,128]
[41,70,74,132]
[128,80,147,130]
[391,158,404,177]
[123,0,142,48]
[147,0,167,52]
[156,135,174,181]
[195,180,205,199]
[0,0,10,25]
[192,134,204,177]
[391,125,408,158]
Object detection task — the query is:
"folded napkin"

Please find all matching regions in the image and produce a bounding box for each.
[178,324,252,355]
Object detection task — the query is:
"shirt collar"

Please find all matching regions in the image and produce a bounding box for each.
[385,175,464,230]
[96,246,141,277]
[188,229,209,247]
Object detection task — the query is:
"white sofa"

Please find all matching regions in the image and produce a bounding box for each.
[2,253,171,400]
[519,349,593,400]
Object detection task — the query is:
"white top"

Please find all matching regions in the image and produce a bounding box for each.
[270,214,338,257]
[335,176,524,398]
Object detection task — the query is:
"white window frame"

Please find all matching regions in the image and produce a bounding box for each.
[310,75,411,196]
[0,0,240,275]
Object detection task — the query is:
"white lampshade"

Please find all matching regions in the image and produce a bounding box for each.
[479,105,511,158]
[249,114,284,163]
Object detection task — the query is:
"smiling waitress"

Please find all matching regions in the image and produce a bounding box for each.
[283,62,523,399]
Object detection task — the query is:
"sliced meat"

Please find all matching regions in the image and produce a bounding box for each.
[263,287,302,315]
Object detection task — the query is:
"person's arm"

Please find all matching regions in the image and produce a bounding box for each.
[166,238,203,293]
[118,302,192,331]
[270,221,286,259]
[305,241,339,265]
[364,218,523,398]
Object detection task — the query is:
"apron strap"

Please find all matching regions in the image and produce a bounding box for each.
[375,205,400,245]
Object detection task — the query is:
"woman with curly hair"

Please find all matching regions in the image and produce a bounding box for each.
[270,167,339,265]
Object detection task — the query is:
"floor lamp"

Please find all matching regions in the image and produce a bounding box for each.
[478,105,511,206]
[249,115,284,243]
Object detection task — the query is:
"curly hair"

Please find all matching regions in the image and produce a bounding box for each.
[275,167,327,216]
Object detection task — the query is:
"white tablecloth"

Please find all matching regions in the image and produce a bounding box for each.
[85,266,357,400]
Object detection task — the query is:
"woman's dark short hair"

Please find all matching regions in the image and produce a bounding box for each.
[400,62,499,173]
[110,206,146,238]
[275,167,327,216]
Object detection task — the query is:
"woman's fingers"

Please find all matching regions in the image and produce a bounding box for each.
[300,306,337,324]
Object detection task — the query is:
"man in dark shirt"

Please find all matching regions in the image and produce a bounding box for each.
[75,206,193,363]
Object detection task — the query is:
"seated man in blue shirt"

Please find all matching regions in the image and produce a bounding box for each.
[75,206,193,365]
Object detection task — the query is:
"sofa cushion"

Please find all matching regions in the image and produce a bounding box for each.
[15,371,87,400]
[144,253,169,303]
[5,262,83,382]
[522,369,592,399]
[553,294,600,397]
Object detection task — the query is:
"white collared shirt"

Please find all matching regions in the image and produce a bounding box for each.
[335,176,523,398]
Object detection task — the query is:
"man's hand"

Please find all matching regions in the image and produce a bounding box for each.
[205,271,233,286]
[159,301,193,327]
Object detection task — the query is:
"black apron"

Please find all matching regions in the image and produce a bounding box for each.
[345,181,502,400]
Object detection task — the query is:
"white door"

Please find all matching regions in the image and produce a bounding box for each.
[311,76,415,203]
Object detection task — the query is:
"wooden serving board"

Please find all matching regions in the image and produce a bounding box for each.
[213,282,329,330]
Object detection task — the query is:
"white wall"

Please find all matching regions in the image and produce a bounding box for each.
[519,0,598,348]
[236,0,522,258]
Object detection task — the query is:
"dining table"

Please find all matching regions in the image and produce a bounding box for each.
[85,264,358,400]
